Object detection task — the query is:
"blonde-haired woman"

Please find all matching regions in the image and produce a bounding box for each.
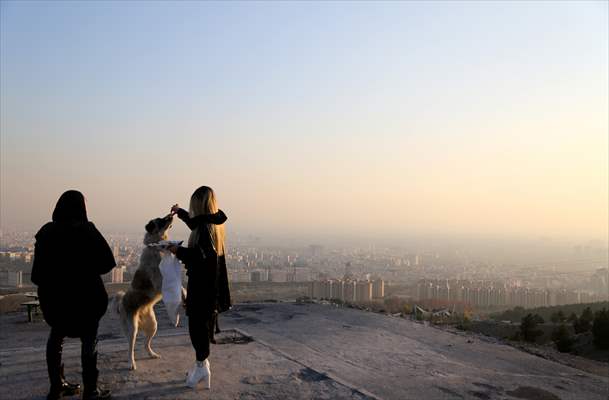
[168,186,231,390]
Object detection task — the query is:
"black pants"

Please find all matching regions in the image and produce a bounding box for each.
[46,324,99,389]
[188,313,214,361]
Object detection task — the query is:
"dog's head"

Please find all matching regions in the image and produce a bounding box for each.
[143,214,173,244]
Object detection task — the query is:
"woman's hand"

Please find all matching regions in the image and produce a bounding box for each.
[170,204,180,215]
[167,245,179,254]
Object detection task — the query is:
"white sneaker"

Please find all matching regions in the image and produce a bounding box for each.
[186,359,211,389]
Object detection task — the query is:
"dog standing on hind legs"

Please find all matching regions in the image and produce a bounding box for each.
[113,214,174,370]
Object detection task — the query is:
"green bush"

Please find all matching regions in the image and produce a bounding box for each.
[592,308,609,349]
[520,313,544,342]
[550,310,566,323]
[573,307,594,334]
[567,312,578,322]
[551,324,574,353]
[491,302,609,323]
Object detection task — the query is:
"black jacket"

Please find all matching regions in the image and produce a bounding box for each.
[32,221,116,336]
[175,209,231,316]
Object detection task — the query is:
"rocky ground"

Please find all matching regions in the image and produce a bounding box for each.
[1,302,608,399]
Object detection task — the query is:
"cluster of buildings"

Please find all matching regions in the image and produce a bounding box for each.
[229,267,312,283]
[0,250,34,287]
[0,251,32,263]
[0,265,127,288]
[0,270,29,287]
[309,279,385,303]
[416,279,609,309]
[103,266,126,284]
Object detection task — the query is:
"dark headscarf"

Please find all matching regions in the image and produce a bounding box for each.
[52,190,88,223]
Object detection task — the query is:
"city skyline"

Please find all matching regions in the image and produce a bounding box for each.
[1,1,608,242]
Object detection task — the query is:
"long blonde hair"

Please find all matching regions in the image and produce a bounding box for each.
[187,186,225,256]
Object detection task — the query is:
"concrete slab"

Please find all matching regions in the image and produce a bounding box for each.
[1,302,607,400]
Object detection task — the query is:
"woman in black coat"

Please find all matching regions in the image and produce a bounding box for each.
[168,186,231,390]
[31,190,115,400]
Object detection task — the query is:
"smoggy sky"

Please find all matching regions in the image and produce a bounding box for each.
[1,1,607,242]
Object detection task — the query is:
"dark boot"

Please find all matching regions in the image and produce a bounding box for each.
[81,331,109,399]
[47,364,81,399]
[47,331,80,399]
[47,381,80,400]
[82,387,111,400]
[60,364,81,393]
[46,329,64,389]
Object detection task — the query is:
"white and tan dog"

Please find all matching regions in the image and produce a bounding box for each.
[113,214,173,371]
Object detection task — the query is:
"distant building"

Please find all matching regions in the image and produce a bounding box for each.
[414,278,605,309]
[343,280,356,302]
[356,281,372,302]
[21,271,32,286]
[111,266,125,283]
[251,271,262,282]
[230,271,251,282]
[308,245,324,257]
[310,281,324,299]
[309,278,380,303]
[330,279,344,300]
[269,270,288,282]
[372,279,384,299]
[7,271,22,287]
[292,268,311,282]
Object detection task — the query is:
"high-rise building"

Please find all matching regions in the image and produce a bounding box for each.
[356,281,372,302]
[292,268,311,282]
[343,280,356,302]
[331,280,344,300]
[438,281,450,301]
[310,281,324,299]
[7,271,22,287]
[269,270,288,282]
[251,271,262,282]
[372,279,385,299]
[111,266,125,283]
[230,271,251,282]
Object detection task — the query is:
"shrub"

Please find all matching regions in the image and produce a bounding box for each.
[550,310,565,323]
[520,313,544,343]
[509,331,522,341]
[573,307,594,334]
[567,312,578,323]
[551,324,574,353]
[592,308,609,349]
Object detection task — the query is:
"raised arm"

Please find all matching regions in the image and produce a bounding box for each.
[175,208,227,230]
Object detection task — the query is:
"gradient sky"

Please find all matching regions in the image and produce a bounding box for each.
[1,1,607,242]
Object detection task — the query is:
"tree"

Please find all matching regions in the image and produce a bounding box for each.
[573,307,594,334]
[592,308,609,349]
[567,312,578,323]
[550,310,565,323]
[551,324,574,353]
[581,307,594,322]
[520,313,544,343]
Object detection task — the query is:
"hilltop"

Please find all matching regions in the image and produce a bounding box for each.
[1,302,608,399]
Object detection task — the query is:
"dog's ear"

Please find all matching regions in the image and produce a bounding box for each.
[145,221,156,233]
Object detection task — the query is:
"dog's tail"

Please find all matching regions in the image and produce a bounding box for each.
[112,291,125,315]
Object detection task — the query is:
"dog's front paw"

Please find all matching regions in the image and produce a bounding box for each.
[129,362,137,371]
[149,352,161,359]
